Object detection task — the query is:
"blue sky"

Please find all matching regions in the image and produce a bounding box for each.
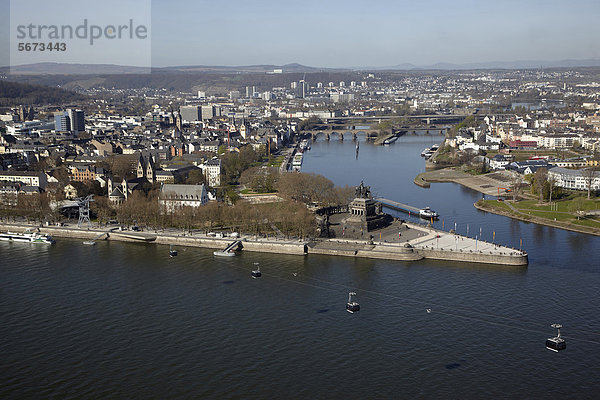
[149,0,600,67]
[2,0,600,68]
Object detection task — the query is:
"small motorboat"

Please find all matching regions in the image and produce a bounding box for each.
[169,245,178,257]
[346,292,360,313]
[419,207,439,219]
[251,263,261,278]
[83,240,96,245]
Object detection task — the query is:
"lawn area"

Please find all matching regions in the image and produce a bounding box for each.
[512,198,600,213]
[477,195,600,234]
[525,210,573,221]
[268,155,285,168]
[479,199,512,212]
[573,218,600,228]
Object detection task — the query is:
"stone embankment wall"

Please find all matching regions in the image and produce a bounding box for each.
[415,248,528,266]
[1,223,527,266]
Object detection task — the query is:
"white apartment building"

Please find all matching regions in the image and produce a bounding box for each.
[548,167,600,191]
[202,159,221,187]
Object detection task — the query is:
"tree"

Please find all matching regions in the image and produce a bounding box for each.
[533,168,548,202]
[581,167,599,200]
[240,166,278,193]
[510,175,524,201]
[547,175,557,203]
[186,169,206,185]
[108,154,137,180]
[277,172,340,205]
[92,196,115,223]
[568,197,587,219]
[51,167,70,185]
[298,116,322,131]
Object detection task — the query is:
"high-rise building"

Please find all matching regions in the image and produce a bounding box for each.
[229,90,241,100]
[261,91,274,101]
[54,113,70,132]
[201,105,221,120]
[180,105,201,122]
[54,109,85,134]
[67,109,85,133]
[331,93,355,103]
[295,80,309,98]
[197,91,206,98]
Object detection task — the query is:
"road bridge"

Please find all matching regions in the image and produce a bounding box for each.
[325,114,471,125]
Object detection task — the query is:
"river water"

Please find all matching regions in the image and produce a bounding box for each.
[1,133,599,399]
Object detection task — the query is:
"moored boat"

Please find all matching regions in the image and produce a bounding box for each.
[419,207,439,219]
[0,230,55,244]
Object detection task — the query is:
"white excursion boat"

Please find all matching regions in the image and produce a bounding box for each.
[419,207,439,219]
[0,230,55,244]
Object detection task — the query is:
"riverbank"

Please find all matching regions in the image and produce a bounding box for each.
[0,220,528,266]
[474,199,600,236]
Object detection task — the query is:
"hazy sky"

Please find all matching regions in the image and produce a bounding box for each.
[2,0,600,68]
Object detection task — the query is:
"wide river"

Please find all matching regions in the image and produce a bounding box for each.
[2,133,599,399]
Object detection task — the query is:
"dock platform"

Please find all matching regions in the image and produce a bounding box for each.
[375,198,421,214]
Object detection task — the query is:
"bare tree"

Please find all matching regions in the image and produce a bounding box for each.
[547,174,557,203]
[534,168,548,202]
[581,167,599,200]
[510,174,524,201]
[568,197,587,220]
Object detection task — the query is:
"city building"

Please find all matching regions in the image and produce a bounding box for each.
[54,109,85,134]
[69,165,105,182]
[0,171,47,189]
[68,109,85,133]
[203,158,221,187]
[159,183,209,212]
[54,112,70,132]
[180,106,201,123]
[548,167,600,191]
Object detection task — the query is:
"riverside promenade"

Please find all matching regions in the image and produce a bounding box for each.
[0,220,528,266]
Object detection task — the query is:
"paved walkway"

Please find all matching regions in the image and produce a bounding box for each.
[404,223,525,256]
